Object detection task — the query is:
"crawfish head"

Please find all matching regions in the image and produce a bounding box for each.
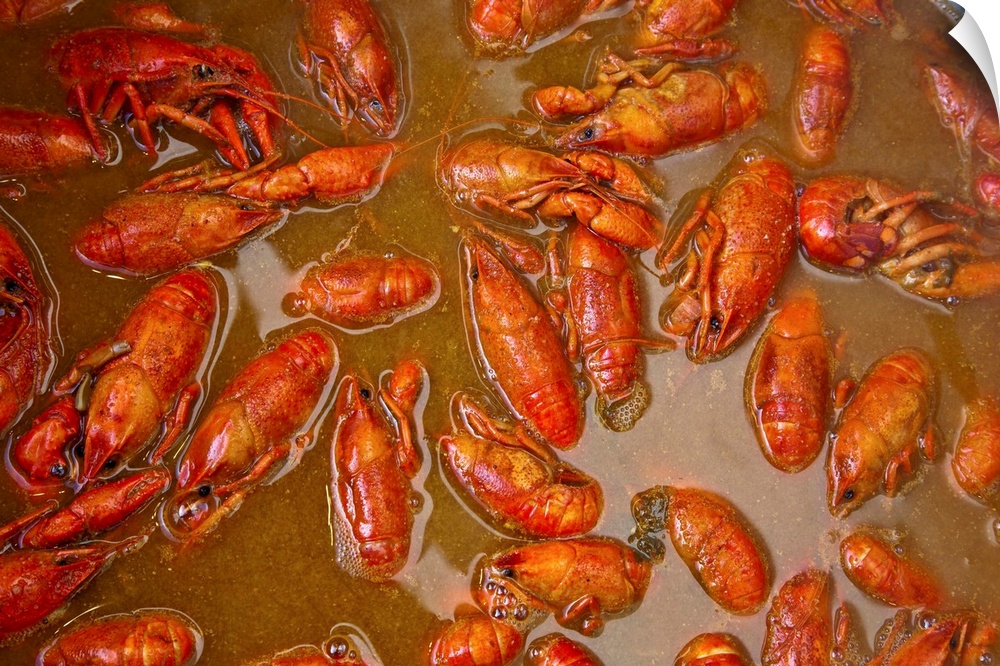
[827,437,877,518]
[472,555,549,635]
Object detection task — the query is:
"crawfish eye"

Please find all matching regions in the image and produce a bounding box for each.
[193,64,215,79]
[709,315,722,331]
[3,278,18,294]
[49,463,67,478]
[578,127,595,142]
[500,567,516,579]
[103,457,118,471]
[359,387,372,400]
[198,484,212,497]
[842,488,855,501]
[369,99,383,113]
[74,443,85,458]
[470,268,479,280]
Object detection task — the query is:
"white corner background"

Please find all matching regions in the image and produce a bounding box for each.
[951,0,1000,110]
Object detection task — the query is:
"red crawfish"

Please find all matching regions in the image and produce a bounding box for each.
[673,633,753,666]
[11,467,171,549]
[163,328,338,542]
[462,235,583,450]
[0,107,103,182]
[328,359,426,582]
[0,532,146,647]
[140,144,395,207]
[526,633,603,665]
[440,392,602,539]
[73,192,283,278]
[840,529,944,609]
[37,608,203,666]
[296,0,402,137]
[428,605,525,666]
[631,485,770,615]
[548,224,673,431]
[827,348,937,517]
[466,0,629,56]
[49,26,283,168]
[0,220,51,436]
[923,63,1000,168]
[283,250,440,330]
[0,0,74,25]
[761,568,833,666]
[793,0,894,30]
[744,291,834,473]
[56,268,217,484]
[656,142,797,363]
[9,397,80,489]
[110,2,216,37]
[630,0,739,61]
[473,536,655,637]
[952,397,1000,513]
[534,53,766,158]
[790,25,853,166]
[869,610,976,666]
[438,136,663,251]
[797,175,1000,303]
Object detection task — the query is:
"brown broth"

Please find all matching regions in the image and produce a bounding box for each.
[2,0,1000,663]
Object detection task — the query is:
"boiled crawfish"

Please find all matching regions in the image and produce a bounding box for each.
[631,485,770,615]
[328,359,426,582]
[163,328,338,542]
[0,107,103,184]
[466,0,629,56]
[656,142,797,363]
[284,250,440,330]
[37,608,203,666]
[0,533,146,647]
[761,568,833,666]
[462,235,583,450]
[49,26,283,168]
[868,610,995,666]
[296,0,402,136]
[790,25,853,166]
[440,392,602,539]
[952,396,1000,513]
[547,224,671,431]
[674,633,753,666]
[533,53,766,158]
[52,268,217,484]
[0,220,51,436]
[923,63,1000,168]
[745,291,834,473]
[525,632,603,666]
[438,135,663,250]
[794,0,894,30]
[474,536,655,637]
[797,175,1000,303]
[427,605,525,666]
[827,347,938,517]
[630,0,739,61]
[840,529,944,609]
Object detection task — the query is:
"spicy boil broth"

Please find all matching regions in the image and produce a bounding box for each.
[1,0,999,663]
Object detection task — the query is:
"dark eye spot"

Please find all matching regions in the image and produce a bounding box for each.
[74,443,85,458]
[49,463,67,478]
[709,316,722,331]
[843,488,855,500]
[198,484,212,497]
[359,387,372,400]
[194,64,214,79]
[103,457,118,471]
[500,567,516,579]
[470,268,479,280]
[3,278,18,294]
[369,99,383,113]
[579,127,595,141]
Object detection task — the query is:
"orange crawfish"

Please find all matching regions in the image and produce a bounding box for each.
[761,568,833,666]
[52,269,217,485]
[328,359,426,582]
[0,533,146,647]
[37,609,203,666]
[284,250,440,330]
[674,633,753,666]
[630,0,739,61]
[438,135,663,251]
[466,0,629,56]
[163,328,338,543]
[827,347,938,517]
[428,605,525,666]
[745,291,834,473]
[840,529,944,609]
[526,632,603,666]
[952,397,1000,513]
[791,25,853,166]
[534,53,766,158]
[923,63,1000,168]
[440,392,602,539]
[656,142,796,363]
[793,0,894,30]
[547,224,672,431]
[868,610,993,666]
[462,235,583,450]
[631,485,770,615]
[474,537,655,637]
[0,107,102,184]
[797,175,1000,304]
[296,0,402,136]
[0,221,51,436]
[49,26,283,169]
[9,398,80,490]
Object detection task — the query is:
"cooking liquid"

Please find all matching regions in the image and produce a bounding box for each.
[1,0,999,663]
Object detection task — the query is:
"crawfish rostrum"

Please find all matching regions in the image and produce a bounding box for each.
[0,0,998,665]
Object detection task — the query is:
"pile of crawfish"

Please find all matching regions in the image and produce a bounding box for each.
[1,0,1000,664]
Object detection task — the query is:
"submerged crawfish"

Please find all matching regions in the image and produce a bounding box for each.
[761,568,834,666]
[793,0,894,30]
[467,0,629,56]
[798,175,1000,303]
[534,53,766,158]
[630,0,739,61]
[656,142,797,363]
